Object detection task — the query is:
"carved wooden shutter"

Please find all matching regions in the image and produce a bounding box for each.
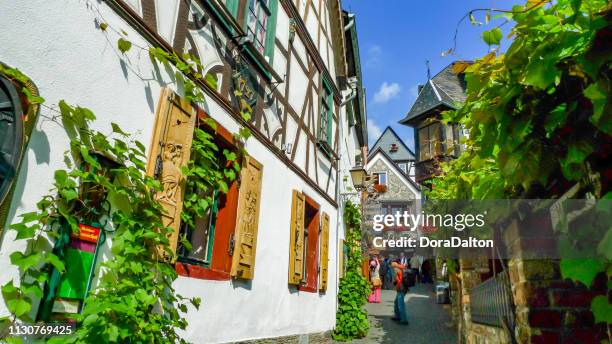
[319,212,330,291]
[288,190,306,285]
[230,156,263,279]
[146,88,196,261]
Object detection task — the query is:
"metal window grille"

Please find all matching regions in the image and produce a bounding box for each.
[469,270,515,329]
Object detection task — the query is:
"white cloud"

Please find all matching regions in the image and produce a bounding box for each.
[373,82,401,103]
[367,119,383,145]
[365,45,382,68]
[409,84,420,99]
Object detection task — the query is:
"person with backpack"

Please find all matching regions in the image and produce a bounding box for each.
[391,259,409,325]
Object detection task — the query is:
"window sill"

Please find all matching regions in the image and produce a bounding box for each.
[175,261,231,281]
[298,284,318,293]
[317,140,337,160]
[242,43,284,83]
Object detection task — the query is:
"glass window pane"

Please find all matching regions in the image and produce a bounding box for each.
[430,123,442,155]
[186,213,212,262]
[419,127,430,160]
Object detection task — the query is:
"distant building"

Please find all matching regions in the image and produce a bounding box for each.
[399,61,471,184]
[369,126,416,182]
[363,127,421,255]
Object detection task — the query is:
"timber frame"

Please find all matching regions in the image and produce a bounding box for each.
[105,0,349,207]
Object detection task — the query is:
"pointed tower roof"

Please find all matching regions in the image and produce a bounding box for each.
[399,61,470,126]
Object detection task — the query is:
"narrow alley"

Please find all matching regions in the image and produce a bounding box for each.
[350,283,457,344]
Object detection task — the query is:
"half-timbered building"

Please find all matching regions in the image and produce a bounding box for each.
[0,0,367,342]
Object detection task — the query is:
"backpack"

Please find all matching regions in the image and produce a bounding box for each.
[402,269,415,289]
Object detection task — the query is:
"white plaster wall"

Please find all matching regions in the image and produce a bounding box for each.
[0,1,340,343]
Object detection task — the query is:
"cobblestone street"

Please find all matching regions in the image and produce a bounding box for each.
[349,283,457,344]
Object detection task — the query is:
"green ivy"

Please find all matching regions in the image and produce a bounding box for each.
[333,201,370,341]
[0,16,256,341]
[428,0,611,325]
[0,98,199,343]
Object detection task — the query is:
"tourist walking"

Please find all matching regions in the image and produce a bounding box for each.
[379,255,388,289]
[368,257,381,303]
[391,260,409,325]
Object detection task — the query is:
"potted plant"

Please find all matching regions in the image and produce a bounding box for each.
[373,184,387,193]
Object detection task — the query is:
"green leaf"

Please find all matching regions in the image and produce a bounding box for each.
[544,103,567,136]
[111,122,129,136]
[11,223,36,240]
[584,82,611,134]
[6,298,31,318]
[10,252,43,272]
[99,22,108,31]
[560,259,605,287]
[21,87,45,104]
[118,38,132,54]
[590,295,612,324]
[45,253,66,273]
[60,188,78,201]
[596,228,612,260]
[561,141,593,180]
[482,28,502,45]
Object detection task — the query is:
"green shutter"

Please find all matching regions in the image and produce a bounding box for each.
[264,0,278,66]
[326,93,333,145]
[226,0,239,17]
[322,79,333,145]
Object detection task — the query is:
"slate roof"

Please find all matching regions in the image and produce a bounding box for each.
[369,126,415,161]
[399,61,470,126]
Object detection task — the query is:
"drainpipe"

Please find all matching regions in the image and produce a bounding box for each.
[344,13,355,31]
[340,89,356,107]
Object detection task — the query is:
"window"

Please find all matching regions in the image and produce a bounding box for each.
[390,143,398,152]
[288,191,330,292]
[418,122,442,161]
[374,172,387,185]
[246,0,269,55]
[302,196,320,292]
[319,80,333,146]
[240,0,278,64]
[146,89,263,281]
[398,163,408,174]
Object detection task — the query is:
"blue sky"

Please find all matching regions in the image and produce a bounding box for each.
[343,0,513,151]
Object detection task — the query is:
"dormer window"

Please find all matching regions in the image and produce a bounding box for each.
[390,143,398,152]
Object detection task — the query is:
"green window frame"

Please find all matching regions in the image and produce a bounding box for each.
[242,0,278,65]
[225,0,239,17]
[319,80,333,146]
[178,190,219,267]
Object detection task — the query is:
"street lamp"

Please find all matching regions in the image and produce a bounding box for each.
[349,165,368,191]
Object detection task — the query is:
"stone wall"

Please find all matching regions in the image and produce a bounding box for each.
[503,216,609,343]
[234,331,331,344]
[451,214,609,344]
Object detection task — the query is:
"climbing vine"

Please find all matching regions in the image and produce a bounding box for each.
[0,4,254,341]
[428,0,611,325]
[0,96,200,343]
[333,201,370,341]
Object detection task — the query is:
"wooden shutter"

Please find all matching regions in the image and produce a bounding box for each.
[288,190,306,285]
[230,156,263,279]
[146,88,196,261]
[319,212,330,291]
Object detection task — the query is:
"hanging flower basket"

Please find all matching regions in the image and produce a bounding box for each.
[373,184,387,193]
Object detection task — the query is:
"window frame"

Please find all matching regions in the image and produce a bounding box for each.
[175,111,241,281]
[318,79,334,150]
[418,122,442,161]
[241,0,279,66]
[374,172,387,186]
[299,194,320,293]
